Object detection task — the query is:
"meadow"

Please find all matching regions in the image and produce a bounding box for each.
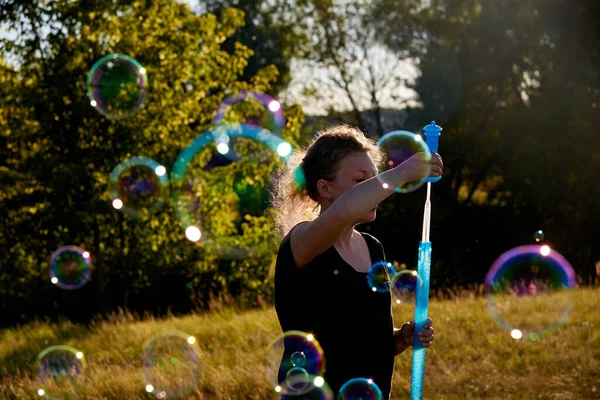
[1,287,598,400]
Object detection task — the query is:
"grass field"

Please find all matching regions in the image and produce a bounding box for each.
[1,287,599,399]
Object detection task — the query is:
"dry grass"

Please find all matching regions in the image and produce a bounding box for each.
[0,288,598,399]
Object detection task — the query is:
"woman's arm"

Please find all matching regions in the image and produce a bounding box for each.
[291,153,443,268]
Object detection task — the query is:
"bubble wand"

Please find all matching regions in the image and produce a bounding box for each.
[411,121,442,400]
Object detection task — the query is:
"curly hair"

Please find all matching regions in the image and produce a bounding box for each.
[270,124,383,238]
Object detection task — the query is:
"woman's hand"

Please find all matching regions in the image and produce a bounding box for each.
[394,318,435,356]
[396,152,444,183]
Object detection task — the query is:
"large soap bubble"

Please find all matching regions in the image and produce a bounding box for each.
[376,130,431,194]
[485,244,576,340]
[171,123,292,258]
[87,54,148,119]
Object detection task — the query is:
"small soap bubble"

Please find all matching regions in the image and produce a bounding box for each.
[141,331,203,399]
[49,246,92,290]
[264,331,326,396]
[109,157,169,217]
[279,375,334,399]
[485,245,576,340]
[36,345,87,399]
[338,377,383,400]
[376,130,431,194]
[87,54,148,119]
[391,269,421,305]
[285,367,311,392]
[534,230,545,243]
[367,261,397,293]
[291,351,306,367]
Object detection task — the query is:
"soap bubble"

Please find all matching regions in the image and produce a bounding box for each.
[264,331,326,396]
[213,91,285,136]
[141,331,203,399]
[367,261,397,293]
[285,367,311,392]
[109,157,169,217]
[171,123,292,258]
[87,54,148,119]
[485,245,576,340]
[391,269,421,306]
[279,375,334,399]
[534,230,545,243]
[36,345,87,399]
[376,130,431,194]
[338,377,383,400]
[49,246,92,290]
[291,351,306,367]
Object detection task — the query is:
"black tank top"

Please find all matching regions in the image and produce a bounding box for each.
[274,223,395,398]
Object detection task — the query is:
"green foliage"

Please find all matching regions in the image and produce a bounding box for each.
[0,0,305,323]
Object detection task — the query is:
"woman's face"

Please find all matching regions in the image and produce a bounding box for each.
[329,151,379,223]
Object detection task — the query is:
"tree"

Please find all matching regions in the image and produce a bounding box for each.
[369,0,600,282]
[282,0,424,136]
[189,0,311,96]
[0,0,306,325]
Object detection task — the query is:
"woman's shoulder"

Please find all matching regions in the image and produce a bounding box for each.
[275,221,315,275]
[281,221,310,242]
[277,221,310,254]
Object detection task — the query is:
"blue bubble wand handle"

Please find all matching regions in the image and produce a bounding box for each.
[422,121,442,183]
[411,122,442,400]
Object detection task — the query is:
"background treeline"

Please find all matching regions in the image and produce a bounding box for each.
[0,0,598,327]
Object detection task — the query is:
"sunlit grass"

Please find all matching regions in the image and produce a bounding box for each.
[1,288,598,399]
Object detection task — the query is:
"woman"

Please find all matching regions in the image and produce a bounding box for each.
[271,125,442,398]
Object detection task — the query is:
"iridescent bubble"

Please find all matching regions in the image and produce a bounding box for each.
[36,345,87,400]
[391,269,421,306]
[280,375,334,400]
[141,331,203,399]
[171,123,292,258]
[285,367,311,392]
[376,130,431,194]
[264,331,326,396]
[534,230,545,243]
[87,54,148,119]
[485,245,576,340]
[213,91,285,136]
[109,157,169,217]
[367,261,397,293]
[49,246,92,290]
[291,351,306,367]
[338,377,383,400]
